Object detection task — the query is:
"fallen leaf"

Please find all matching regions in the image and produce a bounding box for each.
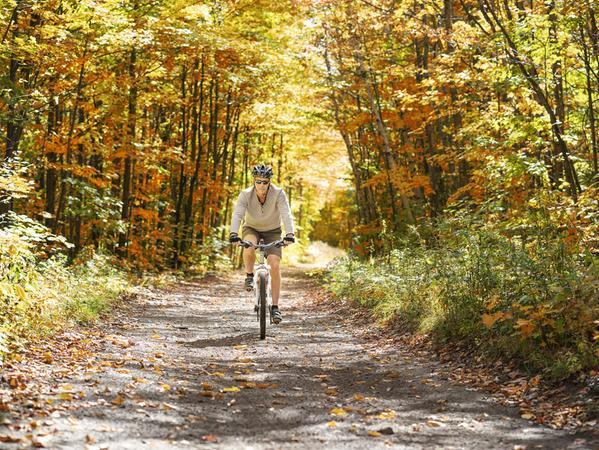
[368,431,382,437]
[426,420,444,428]
[31,434,53,448]
[378,410,396,420]
[353,394,365,401]
[327,421,337,428]
[330,407,348,417]
[201,434,219,442]
[111,395,125,406]
[222,387,240,393]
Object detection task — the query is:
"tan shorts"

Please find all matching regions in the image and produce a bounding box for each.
[242,226,282,258]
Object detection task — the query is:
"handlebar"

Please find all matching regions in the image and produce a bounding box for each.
[238,239,287,250]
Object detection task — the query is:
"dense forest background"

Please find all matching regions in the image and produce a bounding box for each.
[1,0,597,378]
[0,0,345,271]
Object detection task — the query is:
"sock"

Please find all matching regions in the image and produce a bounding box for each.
[271,305,279,310]
[246,272,253,278]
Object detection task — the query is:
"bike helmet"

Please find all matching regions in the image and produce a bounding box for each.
[252,164,274,179]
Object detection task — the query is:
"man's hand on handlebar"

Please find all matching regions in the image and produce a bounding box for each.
[284,233,295,244]
[229,232,241,243]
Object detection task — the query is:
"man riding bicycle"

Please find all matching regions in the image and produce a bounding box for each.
[229,164,295,324]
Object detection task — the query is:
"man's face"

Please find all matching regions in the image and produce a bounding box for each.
[254,177,270,194]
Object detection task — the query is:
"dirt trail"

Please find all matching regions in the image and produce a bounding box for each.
[11,268,596,449]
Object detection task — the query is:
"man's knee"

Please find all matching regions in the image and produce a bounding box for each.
[244,234,258,244]
[268,255,281,271]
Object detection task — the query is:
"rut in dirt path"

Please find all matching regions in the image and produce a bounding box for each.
[28,268,595,449]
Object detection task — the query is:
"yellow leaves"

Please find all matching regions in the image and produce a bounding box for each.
[327,421,337,428]
[330,407,348,417]
[179,4,211,21]
[377,410,397,420]
[159,383,171,392]
[13,284,27,301]
[353,394,365,401]
[57,393,73,401]
[367,431,382,437]
[222,387,240,393]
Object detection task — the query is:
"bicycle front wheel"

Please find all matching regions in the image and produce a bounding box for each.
[259,272,267,340]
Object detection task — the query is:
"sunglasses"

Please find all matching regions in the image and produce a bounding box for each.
[255,180,270,185]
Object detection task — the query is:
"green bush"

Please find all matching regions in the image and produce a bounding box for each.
[324,222,598,380]
[0,215,131,355]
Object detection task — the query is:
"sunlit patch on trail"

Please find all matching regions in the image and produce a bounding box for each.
[287,241,345,270]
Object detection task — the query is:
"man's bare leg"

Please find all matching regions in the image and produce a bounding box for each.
[242,235,258,275]
[267,254,281,306]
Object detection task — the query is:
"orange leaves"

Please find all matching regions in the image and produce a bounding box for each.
[481,311,511,328]
[343,112,372,133]
[514,319,536,338]
[131,208,158,222]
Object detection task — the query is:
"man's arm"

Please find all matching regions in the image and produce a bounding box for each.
[277,190,295,235]
[230,191,248,235]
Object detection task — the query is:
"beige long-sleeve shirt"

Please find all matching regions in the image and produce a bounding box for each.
[230,183,294,234]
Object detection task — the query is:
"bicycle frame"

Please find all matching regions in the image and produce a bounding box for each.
[239,238,286,330]
[253,246,272,322]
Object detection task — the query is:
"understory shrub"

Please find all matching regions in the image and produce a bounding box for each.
[0,214,131,357]
[324,223,598,380]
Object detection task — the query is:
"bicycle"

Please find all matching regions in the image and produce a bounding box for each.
[238,238,286,340]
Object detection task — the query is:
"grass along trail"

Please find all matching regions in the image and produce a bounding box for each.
[0,267,596,449]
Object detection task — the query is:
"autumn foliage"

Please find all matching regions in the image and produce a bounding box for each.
[0,0,597,377]
[312,0,598,378]
[0,0,330,270]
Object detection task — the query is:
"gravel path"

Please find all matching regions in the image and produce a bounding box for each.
[28,268,595,449]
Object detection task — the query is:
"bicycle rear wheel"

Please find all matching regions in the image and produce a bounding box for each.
[259,272,267,340]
